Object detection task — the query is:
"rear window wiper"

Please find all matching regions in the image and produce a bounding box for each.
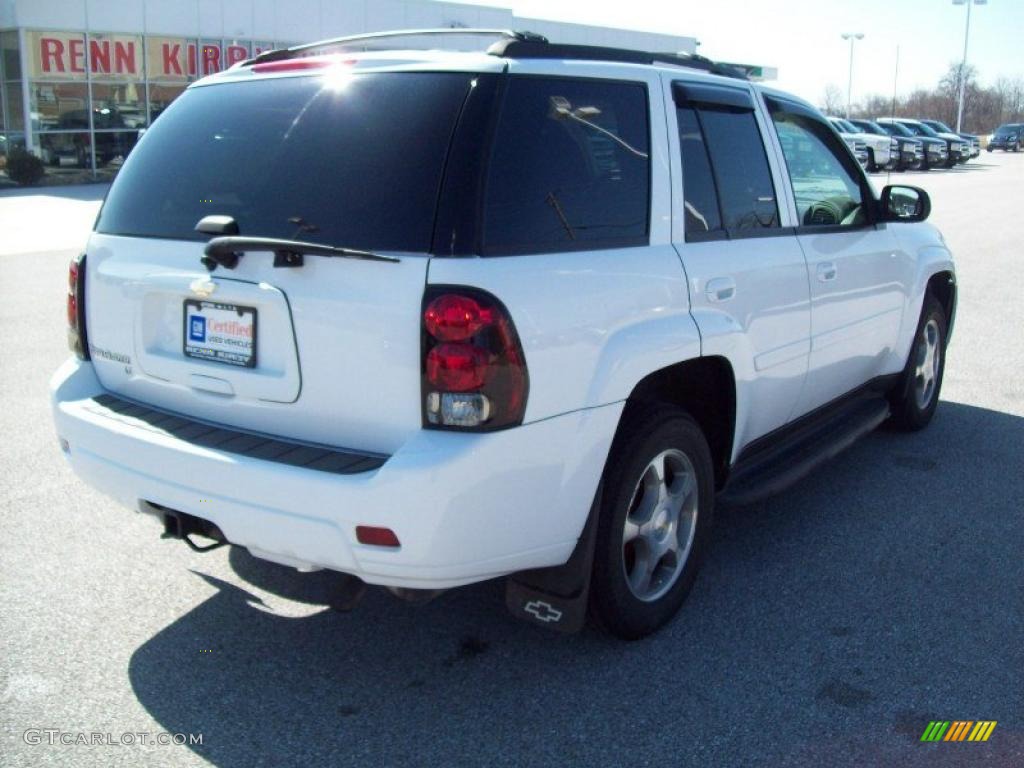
[201,235,400,272]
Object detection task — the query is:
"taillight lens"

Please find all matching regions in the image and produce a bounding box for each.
[422,287,528,431]
[67,254,89,360]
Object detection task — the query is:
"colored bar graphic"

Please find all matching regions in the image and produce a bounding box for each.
[921,721,950,741]
[920,720,996,742]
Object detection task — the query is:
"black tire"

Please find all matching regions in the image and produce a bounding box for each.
[866,149,877,173]
[590,405,714,640]
[888,295,947,431]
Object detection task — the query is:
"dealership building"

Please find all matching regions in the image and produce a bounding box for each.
[0,0,708,179]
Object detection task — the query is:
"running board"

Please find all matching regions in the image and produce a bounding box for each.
[720,396,891,506]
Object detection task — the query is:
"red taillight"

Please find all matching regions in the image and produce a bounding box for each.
[422,288,528,430]
[426,343,488,391]
[355,526,400,548]
[67,254,88,359]
[424,294,493,342]
[67,261,79,328]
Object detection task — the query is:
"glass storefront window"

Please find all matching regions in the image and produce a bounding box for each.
[1,82,6,129]
[148,82,186,122]
[93,130,140,175]
[5,81,24,131]
[2,31,21,80]
[30,82,88,131]
[92,82,145,129]
[38,130,92,170]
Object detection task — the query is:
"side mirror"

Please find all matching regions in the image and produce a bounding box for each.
[880,185,930,223]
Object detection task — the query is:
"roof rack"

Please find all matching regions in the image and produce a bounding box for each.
[246,28,548,65]
[486,38,748,80]
[243,28,747,81]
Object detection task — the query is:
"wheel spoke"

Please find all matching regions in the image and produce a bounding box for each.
[628,545,657,596]
[622,517,642,544]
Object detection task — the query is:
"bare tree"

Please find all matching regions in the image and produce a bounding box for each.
[820,85,845,116]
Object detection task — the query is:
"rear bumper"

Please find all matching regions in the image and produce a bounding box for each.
[51,359,622,589]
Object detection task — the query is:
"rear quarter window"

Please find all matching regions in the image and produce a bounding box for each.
[482,76,650,255]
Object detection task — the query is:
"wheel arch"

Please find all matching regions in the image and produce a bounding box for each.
[621,356,737,490]
[926,270,957,343]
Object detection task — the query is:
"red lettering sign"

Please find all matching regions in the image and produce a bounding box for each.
[89,39,111,73]
[201,44,220,75]
[162,43,182,75]
[225,45,248,66]
[41,38,65,73]
[114,41,135,74]
[68,38,85,73]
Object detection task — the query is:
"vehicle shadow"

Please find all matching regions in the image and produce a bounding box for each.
[127,400,1024,767]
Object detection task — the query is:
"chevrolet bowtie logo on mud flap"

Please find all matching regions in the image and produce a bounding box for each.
[524,600,563,623]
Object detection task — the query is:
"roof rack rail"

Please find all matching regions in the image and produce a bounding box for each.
[245,28,548,66]
[486,38,748,80]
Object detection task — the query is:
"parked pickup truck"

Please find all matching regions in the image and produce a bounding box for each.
[921,119,976,164]
[876,118,949,170]
[51,30,957,639]
[829,116,895,171]
[849,118,921,170]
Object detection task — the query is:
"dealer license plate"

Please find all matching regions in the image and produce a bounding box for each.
[183,300,257,368]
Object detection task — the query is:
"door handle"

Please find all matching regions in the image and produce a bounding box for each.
[705,277,736,303]
[817,262,838,282]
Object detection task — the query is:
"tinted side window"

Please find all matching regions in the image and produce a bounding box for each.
[699,108,779,233]
[676,106,722,239]
[675,97,778,240]
[483,77,650,255]
[767,100,868,228]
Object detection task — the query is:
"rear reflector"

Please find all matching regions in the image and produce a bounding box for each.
[355,526,400,548]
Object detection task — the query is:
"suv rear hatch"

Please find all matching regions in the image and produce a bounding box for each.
[88,67,479,455]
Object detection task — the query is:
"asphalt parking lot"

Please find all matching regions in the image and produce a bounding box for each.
[2,153,1022,767]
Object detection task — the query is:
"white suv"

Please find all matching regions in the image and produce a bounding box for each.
[51,31,956,639]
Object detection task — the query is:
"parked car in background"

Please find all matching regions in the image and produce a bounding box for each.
[849,118,922,170]
[987,123,1022,152]
[877,119,948,170]
[828,116,894,171]
[882,118,967,168]
[920,119,975,164]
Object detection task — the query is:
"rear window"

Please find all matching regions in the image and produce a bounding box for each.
[96,73,473,252]
[482,77,650,255]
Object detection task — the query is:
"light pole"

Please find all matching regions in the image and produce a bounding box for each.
[841,33,864,119]
[953,0,986,132]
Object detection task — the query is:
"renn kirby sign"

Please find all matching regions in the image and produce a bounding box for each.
[27,31,266,82]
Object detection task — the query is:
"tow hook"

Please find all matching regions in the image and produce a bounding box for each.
[160,508,228,553]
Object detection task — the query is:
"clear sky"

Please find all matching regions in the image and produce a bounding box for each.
[456,0,1024,105]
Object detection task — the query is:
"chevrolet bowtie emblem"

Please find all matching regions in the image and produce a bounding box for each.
[524,600,563,623]
[189,278,217,298]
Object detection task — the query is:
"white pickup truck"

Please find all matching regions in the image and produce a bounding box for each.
[829,116,896,171]
[51,30,956,639]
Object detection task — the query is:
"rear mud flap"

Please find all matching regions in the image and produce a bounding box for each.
[505,487,600,634]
